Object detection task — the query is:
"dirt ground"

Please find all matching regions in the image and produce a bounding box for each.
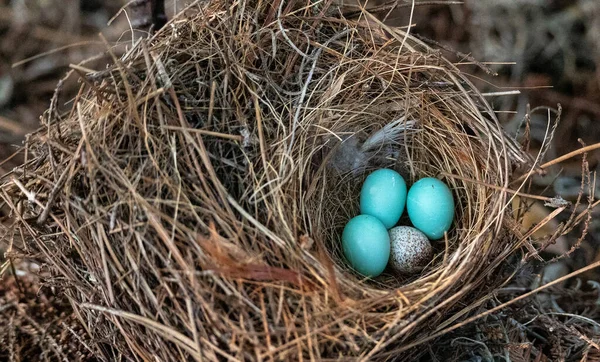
[0,0,124,172]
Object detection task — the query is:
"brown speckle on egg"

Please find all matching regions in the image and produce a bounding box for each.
[389,226,432,274]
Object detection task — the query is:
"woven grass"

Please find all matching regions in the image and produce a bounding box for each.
[0,1,543,360]
[0,273,98,361]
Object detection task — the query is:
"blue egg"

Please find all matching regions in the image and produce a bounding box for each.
[407,177,455,240]
[342,215,390,277]
[360,169,407,229]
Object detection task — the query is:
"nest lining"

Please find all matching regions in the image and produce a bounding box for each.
[0,1,531,360]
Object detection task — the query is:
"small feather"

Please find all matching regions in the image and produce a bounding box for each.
[361,117,416,152]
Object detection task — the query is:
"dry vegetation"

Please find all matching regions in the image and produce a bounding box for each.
[1,1,600,361]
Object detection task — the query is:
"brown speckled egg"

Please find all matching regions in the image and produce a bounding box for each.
[388,226,432,274]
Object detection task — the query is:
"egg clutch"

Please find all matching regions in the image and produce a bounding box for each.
[341,169,455,277]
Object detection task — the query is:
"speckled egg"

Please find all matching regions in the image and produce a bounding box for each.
[388,226,432,274]
[406,177,455,240]
[342,215,390,278]
[360,168,407,229]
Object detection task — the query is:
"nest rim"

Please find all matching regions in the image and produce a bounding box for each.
[0,1,532,360]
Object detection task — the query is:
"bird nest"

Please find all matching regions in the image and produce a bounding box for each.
[0,1,533,360]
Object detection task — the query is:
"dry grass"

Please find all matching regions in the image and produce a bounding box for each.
[0,272,98,361]
[0,0,594,360]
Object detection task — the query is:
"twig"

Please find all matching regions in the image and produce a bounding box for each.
[513,141,600,184]
[440,172,569,205]
[162,126,244,141]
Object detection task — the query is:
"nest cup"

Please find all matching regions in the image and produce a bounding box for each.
[1,0,529,360]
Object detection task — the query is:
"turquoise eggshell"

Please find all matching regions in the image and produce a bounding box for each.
[360,169,407,229]
[342,215,390,277]
[407,177,455,240]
